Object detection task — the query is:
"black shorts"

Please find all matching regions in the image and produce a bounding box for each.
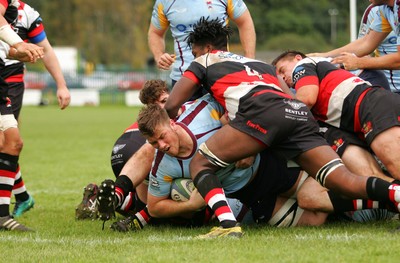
[319,123,368,157]
[358,87,400,144]
[358,69,390,91]
[110,130,146,177]
[228,150,301,223]
[7,82,24,120]
[230,87,328,160]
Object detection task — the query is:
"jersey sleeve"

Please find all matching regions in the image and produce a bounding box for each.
[150,0,169,30]
[148,152,175,198]
[370,6,394,34]
[226,0,248,19]
[292,59,320,91]
[148,172,171,198]
[23,4,46,43]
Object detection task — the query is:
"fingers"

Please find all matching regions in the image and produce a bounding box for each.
[58,95,71,110]
[157,53,175,70]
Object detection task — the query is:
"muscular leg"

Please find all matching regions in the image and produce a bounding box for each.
[190,125,264,176]
[296,145,400,211]
[342,144,393,182]
[295,145,369,199]
[370,127,400,180]
[190,125,265,229]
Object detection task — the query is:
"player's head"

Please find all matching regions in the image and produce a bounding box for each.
[187,17,232,58]
[137,104,181,156]
[139,79,169,107]
[272,50,306,87]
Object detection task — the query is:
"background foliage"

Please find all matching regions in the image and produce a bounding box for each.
[27,0,370,68]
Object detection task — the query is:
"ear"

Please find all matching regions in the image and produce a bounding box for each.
[170,119,176,129]
[295,54,303,61]
[206,44,213,52]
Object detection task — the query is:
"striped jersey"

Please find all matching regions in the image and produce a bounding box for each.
[2,0,46,83]
[151,0,248,82]
[0,0,19,59]
[183,50,281,120]
[291,57,371,128]
[359,4,400,93]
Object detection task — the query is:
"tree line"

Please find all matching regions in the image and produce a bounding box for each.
[27,0,370,69]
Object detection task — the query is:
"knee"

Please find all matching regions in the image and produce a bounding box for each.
[297,192,320,211]
[4,137,23,154]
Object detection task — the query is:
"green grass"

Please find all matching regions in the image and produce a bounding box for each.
[1,105,400,263]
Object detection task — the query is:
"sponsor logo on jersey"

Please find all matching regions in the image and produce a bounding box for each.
[150,178,160,190]
[283,99,309,121]
[283,99,306,110]
[292,66,305,83]
[112,144,126,154]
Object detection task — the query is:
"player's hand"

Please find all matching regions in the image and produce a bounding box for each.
[157,53,175,70]
[12,42,44,63]
[56,86,71,110]
[235,155,256,169]
[331,52,359,71]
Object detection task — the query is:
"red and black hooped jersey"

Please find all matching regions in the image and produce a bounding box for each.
[291,57,371,128]
[183,50,282,120]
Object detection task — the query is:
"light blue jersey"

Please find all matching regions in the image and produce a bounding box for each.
[148,94,260,197]
[360,5,400,93]
[151,0,248,82]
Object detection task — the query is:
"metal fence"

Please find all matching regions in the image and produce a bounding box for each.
[26,70,171,105]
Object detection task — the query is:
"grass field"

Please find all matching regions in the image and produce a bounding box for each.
[1,105,400,263]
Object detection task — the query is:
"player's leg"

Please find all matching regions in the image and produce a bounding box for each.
[0,117,30,230]
[190,125,265,238]
[342,144,393,182]
[322,124,393,182]
[295,145,400,211]
[270,196,328,227]
[369,126,400,180]
[97,144,154,223]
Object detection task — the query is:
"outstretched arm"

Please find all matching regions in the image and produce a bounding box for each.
[307,30,387,58]
[37,38,70,109]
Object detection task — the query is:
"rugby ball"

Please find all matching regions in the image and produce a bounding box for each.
[170,178,195,202]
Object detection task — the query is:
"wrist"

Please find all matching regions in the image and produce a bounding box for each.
[0,25,23,46]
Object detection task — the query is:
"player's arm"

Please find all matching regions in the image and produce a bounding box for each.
[308,30,388,58]
[147,189,205,218]
[37,38,70,109]
[0,5,43,62]
[148,23,175,70]
[333,48,400,70]
[233,9,256,59]
[165,76,199,118]
[294,84,319,109]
